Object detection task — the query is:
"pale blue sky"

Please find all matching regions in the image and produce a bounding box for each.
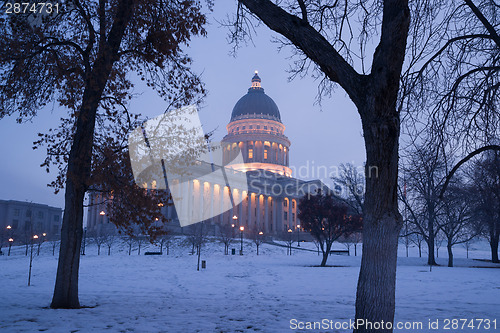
[0,2,365,209]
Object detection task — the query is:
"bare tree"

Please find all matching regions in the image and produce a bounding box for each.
[469,150,500,263]
[332,163,365,215]
[157,233,173,255]
[218,223,234,255]
[434,231,445,259]
[440,185,476,267]
[280,229,295,256]
[186,222,209,270]
[124,234,136,256]
[101,225,117,256]
[249,226,265,255]
[88,230,105,256]
[230,0,411,326]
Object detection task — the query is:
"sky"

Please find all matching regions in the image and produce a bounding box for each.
[0,2,365,210]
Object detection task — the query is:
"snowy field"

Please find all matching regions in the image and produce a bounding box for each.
[0,238,498,333]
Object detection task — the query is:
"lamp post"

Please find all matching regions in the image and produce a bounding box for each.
[297,224,301,247]
[6,225,12,255]
[28,234,38,286]
[8,237,13,256]
[232,215,237,239]
[288,228,293,255]
[239,225,244,255]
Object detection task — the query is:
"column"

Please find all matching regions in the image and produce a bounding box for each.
[264,196,269,232]
[256,194,261,228]
[247,193,253,227]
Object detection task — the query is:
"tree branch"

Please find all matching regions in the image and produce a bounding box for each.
[238,0,364,106]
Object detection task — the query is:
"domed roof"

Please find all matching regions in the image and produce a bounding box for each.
[230,72,281,122]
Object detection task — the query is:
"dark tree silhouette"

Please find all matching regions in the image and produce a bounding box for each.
[0,0,208,308]
[298,190,362,267]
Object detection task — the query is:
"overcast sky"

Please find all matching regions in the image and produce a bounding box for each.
[0,2,365,209]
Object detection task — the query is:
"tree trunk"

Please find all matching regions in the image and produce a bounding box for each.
[108,246,111,255]
[321,242,333,267]
[50,0,134,309]
[447,242,453,267]
[97,245,101,256]
[490,237,499,263]
[355,104,403,333]
[426,213,437,265]
[418,243,422,257]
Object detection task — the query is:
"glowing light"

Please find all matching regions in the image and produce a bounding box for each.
[258,231,263,235]
[33,235,39,239]
[255,70,258,74]
[6,225,11,230]
[42,233,47,237]
[8,238,13,242]
[288,229,292,233]
[239,226,245,231]
[99,211,106,216]
[232,215,238,220]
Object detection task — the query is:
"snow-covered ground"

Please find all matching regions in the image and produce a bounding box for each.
[0,238,498,332]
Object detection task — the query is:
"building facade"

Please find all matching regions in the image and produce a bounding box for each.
[87,72,328,235]
[0,200,62,237]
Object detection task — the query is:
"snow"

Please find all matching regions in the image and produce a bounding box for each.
[0,238,498,332]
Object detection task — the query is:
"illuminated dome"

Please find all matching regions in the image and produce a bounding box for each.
[222,71,292,177]
[230,72,281,122]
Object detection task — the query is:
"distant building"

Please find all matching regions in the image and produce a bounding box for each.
[0,200,62,237]
[87,72,329,234]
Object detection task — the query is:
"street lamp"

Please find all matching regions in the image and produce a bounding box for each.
[100,210,106,225]
[232,215,238,239]
[297,224,301,247]
[8,237,13,256]
[28,234,38,286]
[239,225,244,255]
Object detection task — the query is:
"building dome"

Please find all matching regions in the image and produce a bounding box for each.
[222,71,292,177]
[230,72,281,122]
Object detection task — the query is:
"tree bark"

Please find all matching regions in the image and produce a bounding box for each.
[355,107,403,333]
[426,210,437,266]
[490,237,499,263]
[447,242,453,267]
[50,0,134,309]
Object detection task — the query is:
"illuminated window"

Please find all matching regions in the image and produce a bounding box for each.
[264,149,268,159]
[284,200,288,207]
[248,149,253,159]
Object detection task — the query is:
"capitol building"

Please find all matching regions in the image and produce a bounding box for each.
[87,72,327,235]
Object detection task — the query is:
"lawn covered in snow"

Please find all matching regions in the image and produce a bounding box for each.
[0,238,498,332]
